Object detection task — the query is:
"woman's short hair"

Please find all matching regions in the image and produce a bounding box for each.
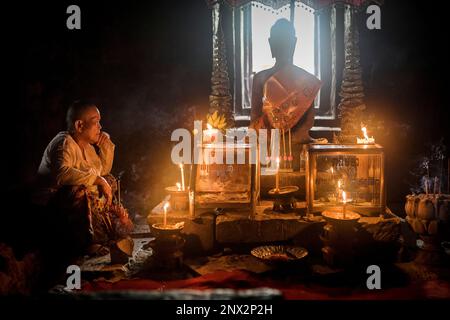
[66,100,97,131]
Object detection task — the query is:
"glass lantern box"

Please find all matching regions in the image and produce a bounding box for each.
[192,142,260,212]
[306,144,385,216]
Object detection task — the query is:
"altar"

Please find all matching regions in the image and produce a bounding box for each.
[77,0,450,299]
[8,0,450,304]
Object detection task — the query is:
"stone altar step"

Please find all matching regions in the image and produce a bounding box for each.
[148,195,400,256]
[148,199,319,254]
[215,201,311,244]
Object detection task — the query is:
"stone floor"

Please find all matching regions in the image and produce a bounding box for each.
[75,232,450,300]
[73,200,449,299]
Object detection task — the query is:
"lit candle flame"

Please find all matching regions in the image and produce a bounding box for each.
[362,127,369,141]
[206,123,213,130]
[357,125,375,144]
[275,157,280,191]
[342,191,347,218]
[179,163,185,191]
[330,167,334,174]
[176,182,181,191]
[338,180,342,189]
[163,201,170,226]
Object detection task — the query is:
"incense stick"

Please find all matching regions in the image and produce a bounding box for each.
[288,128,292,169]
[117,179,121,206]
[282,129,286,169]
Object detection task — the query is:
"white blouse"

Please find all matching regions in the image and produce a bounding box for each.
[36,131,115,203]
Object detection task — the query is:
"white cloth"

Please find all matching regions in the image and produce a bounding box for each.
[35,131,115,204]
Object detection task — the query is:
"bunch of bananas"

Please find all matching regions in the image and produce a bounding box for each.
[206,110,227,130]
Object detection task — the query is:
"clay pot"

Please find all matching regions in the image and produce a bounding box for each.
[417,198,435,220]
[405,194,450,264]
[412,218,426,235]
[405,195,418,217]
[428,220,439,235]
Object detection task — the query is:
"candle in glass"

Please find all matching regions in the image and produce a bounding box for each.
[337,179,343,203]
[163,202,170,226]
[288,128,292,166]
[342,191,347,219]
[179,163,185,191]
[189,191,195,218]
[117,178,121,206]
[282,130,286,167]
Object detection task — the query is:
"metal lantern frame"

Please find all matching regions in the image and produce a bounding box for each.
[306,143,386,216]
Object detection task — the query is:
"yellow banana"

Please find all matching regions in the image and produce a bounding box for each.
[211,111,218,122]
[206,111,228,130]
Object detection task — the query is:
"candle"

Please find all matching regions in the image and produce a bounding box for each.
[189,191,195,218]
[176,182,181,191]
[282,129,286,167]
[117,178,121,206]
[189,163,193,192]
[275,157,280,192]
[342,191,347,219]
[337,179,343,200]
[362,127,368,140]
[336,179,342,202]
[357,126,375,144]
[163,202,170,226]
[179,163,185,191]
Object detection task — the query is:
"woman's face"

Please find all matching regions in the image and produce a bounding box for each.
[79,106,102,144]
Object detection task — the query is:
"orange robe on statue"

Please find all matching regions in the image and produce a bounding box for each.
[263,66,322,130]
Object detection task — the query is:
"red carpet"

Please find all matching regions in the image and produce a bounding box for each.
[82,270,450,300]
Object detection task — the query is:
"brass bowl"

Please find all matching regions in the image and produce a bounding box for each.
[322,209,361,223]
[251,245,308,263]
[268,186,299,197]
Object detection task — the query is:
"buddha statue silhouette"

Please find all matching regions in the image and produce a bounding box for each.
[250,18,324,145]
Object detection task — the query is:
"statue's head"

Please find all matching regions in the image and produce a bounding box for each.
[269,18,297,62]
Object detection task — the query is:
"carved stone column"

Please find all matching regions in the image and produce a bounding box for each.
[336,4,366,144]
[209,1,235,127]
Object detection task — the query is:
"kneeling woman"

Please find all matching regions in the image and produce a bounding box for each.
[34,100,133,256]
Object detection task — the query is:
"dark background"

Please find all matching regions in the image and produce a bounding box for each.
[10,0,450,217]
